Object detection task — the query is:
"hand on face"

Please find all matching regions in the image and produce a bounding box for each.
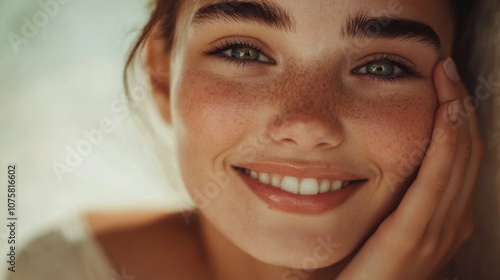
[336,58,485,280]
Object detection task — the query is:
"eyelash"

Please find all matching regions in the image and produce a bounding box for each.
[205,40,422,82]
[205,38,273,67]
[353,54,422,83]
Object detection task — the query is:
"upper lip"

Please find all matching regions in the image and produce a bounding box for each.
[232,161,367,181]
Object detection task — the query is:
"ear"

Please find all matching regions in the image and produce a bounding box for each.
[145,34,172,124]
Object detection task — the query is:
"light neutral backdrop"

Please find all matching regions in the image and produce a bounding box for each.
[0,2,186,278]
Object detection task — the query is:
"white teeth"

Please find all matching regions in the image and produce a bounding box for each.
[270,175,281,188]
[331,180,343,191]
[299,178,319,195]
[281,176,300,194]
[319,180,330,193]
[258,172,270,184]
[240,168,355,195]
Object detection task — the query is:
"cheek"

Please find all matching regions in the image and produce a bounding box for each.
[172,71,281,162]
[171,72,263,203]
[343,85,437,182]
[174,75,255,145]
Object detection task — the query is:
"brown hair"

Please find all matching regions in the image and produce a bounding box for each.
[123,0,182,96]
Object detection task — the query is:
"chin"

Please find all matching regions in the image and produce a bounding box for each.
[252,249,347,270]
[234,219,354,270]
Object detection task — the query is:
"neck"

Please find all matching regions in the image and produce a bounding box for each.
[198,214,350,280]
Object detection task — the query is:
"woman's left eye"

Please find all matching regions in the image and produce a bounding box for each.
[355,61,403,76]
[352,56,421,81]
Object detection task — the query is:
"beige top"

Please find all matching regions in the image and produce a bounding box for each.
[7,215,113,280]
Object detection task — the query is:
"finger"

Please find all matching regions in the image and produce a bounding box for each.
[440,202,475,264]
[433,59,484,236]
[436,58,463,102]
[430,105,470,232]
[429,59,472,230]
[394,98,460,235]
[455,95,485,207]
[446,96,484,235]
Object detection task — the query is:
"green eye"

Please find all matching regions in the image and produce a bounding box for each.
[222,47,273,63]
[206,39,275,66]
[357,61,402,76]
[351,55,421,82]
[368,62,396,75]
[231,47,260,60]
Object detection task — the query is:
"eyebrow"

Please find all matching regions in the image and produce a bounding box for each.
[341,13,441,49]
[192,0,295,32]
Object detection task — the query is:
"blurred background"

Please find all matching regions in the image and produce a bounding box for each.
[0,1,185,278]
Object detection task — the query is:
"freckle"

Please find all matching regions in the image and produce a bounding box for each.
[262,59,349,128]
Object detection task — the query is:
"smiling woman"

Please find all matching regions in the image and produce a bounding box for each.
[8,0,498,279]
[122,0,481,279]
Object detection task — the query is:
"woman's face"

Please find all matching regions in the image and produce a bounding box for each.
[159,0,454,269]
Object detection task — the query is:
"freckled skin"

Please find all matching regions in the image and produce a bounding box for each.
[157,0,453,276]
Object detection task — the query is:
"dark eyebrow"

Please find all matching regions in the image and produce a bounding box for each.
[192,0,295,32]
[341,13,441,49]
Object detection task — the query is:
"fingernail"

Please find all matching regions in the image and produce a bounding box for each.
[443,57,461,82]
[448,100,460,122]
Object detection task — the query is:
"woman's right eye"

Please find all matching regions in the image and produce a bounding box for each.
[222,46,273,63]
[205,39,275,66]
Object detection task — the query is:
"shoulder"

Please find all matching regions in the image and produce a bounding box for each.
[7,214,112,280]
[87,209,209,280]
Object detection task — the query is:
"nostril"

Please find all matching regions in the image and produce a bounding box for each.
[277,138,335,151]
[282,138,296,145]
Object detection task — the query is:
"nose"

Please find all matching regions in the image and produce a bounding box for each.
[268,107,344,151]
[266,61,345,151]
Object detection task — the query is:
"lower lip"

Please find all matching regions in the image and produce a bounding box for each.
[237,172,364,215]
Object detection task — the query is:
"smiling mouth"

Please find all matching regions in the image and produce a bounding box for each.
[232,166,367,196]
